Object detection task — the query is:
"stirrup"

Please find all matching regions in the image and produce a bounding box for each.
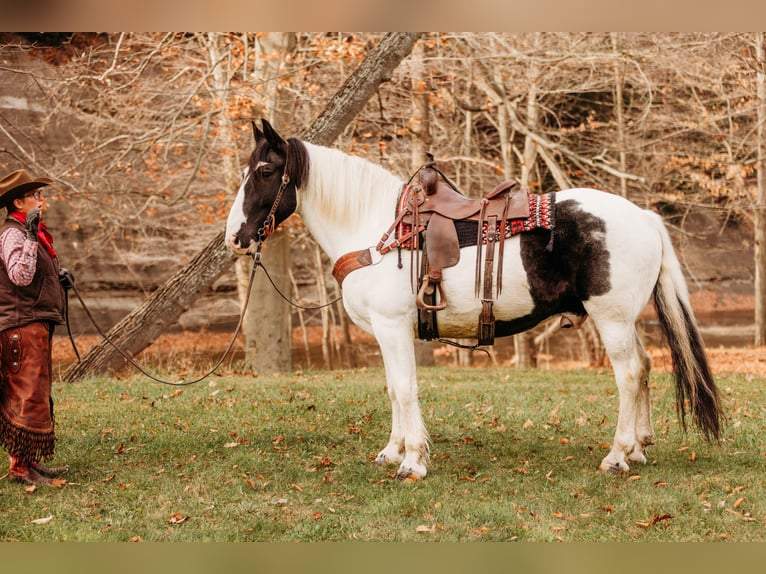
[416,277,447,311]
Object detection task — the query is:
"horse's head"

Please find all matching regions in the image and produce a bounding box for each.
[225,119,308,256]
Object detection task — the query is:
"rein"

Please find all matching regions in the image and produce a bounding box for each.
[64,258,259,387]
[64,247,341,387]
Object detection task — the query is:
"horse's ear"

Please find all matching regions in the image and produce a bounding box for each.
[260,118,287,150]
[251,120,263,143]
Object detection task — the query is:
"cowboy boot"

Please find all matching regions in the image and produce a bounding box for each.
[8,460,54,485]
[31,461,70,477]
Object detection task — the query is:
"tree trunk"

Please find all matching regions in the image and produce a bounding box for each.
[756,32,766,345]
[61,32,423,381]
[409,40,436,367]
[513,32,543,369]
[239,33,296,373]
[611,32,629,199]
[242,226,292,373]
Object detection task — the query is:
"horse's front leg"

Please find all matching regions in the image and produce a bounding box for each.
[371,314,429,480]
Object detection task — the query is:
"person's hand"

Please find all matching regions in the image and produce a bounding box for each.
[25,208,41,241]
[59,268,75,290]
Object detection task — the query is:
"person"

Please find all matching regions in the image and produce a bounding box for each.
[0,169,69,486]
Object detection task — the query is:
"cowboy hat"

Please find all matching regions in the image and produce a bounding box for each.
[0,169,53,207]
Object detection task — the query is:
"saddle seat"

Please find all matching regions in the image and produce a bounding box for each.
[407,168,528,222]
[399,164,528,317]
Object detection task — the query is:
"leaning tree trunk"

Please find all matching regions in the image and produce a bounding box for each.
[62,32,423,381]
[62,231,235,380]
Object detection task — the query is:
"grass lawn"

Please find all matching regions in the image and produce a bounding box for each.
[2,366,765,542]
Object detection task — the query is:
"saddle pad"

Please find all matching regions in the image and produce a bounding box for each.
[397,191,556,250]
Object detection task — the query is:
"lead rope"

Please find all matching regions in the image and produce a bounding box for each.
[63,242,343,386]
[63,253,259,387]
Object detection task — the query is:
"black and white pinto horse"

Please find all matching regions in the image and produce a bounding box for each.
[226,119,722,480]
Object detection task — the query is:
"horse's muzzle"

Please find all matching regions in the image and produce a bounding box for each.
[226,235,256,256]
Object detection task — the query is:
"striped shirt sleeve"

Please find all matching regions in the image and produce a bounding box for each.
[0,226,38,286]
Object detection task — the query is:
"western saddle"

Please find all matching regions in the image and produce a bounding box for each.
[332,156,531,346]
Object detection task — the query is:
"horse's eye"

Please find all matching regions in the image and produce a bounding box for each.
[254,163,274,179]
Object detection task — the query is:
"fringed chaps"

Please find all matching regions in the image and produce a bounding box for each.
[0,322,56,462]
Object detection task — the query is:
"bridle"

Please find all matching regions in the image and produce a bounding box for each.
[63,138,340,385]
[248,140,342,310]
[254,142,291,250]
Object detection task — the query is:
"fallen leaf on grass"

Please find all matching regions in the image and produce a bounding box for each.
[129,536,143,542]
[733,497,745,509]
[168,512,189,524]
[223,442,239,448]
[31,515,53,525]
[24,485,36,494]
[416,524,443,534]
[635,513,673,528]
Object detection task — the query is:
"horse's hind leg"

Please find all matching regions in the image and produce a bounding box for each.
[633,335,656,455]
[370,314,429,480]
[594,320,654,473]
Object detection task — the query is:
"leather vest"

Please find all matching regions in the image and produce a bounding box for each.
[0,218,65,332]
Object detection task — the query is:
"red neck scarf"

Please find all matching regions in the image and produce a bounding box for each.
[9,211,57,259]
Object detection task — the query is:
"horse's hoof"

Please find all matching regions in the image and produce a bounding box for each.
[395,468,422,482]
[599,460,629,474]
[375,450,403,466]
[628,451,647,465]
[395,462,426,481]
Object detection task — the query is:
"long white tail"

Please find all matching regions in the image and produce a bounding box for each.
[648,211,722,442]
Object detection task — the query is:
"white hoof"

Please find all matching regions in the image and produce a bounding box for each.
[395,464,427,481]
[627,450,647,465]
[375,446,403,466]
[599,456,629,474]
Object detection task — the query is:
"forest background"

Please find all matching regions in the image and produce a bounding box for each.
[0,32,764,378]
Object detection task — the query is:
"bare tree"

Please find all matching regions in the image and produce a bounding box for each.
[62,32,422,380]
